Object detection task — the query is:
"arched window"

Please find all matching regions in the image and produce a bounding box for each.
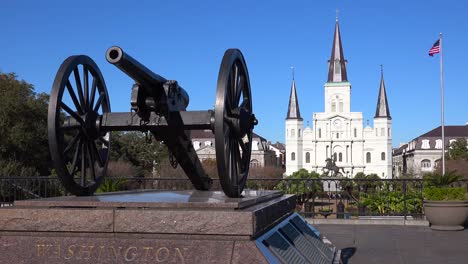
[381,152,385,161]
[291,152,295,161]
[381,128,385,136]
[318,128,322,138]
[366,152,371,163]
[339,101,343,112]
[331,100,336,112]
[421,159,431,169]
[305,152,310,163]
[333,153,337,161]
[334,59,341,74]
[291,129,295,137]
[338,153,343,162]
[336,133,339,139]
[354,128,357,138]
[250,159,259,168]
[298,129,301,138]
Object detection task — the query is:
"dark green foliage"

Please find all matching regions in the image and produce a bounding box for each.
[361,189,422,215]
[276,169,323,205]
[423,187,466,201]
[446,138,468,160]
[96,177,128,193]
[110,131,169,175]
[0,73,50,176]
[423,171,462,187]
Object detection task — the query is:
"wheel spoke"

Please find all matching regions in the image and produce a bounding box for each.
[65,80,84,115]
[73,67,86,111]
[70,138,82,175]
[60,102,84,125]
[235,75,244,106]
[83,65,89,110]
[91,141,103,167]
[86,142,96,181]
[63,132,81,156]
[94,92,104,112]
[89,76,97,111]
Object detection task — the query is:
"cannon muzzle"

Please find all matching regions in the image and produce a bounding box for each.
[106,46,189,110]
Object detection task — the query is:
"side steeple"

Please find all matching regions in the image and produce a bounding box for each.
[375,66,391,119]
[327,20,348,82]
[286,74,302,120]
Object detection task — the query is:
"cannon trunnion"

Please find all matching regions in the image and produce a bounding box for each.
[48,47,257,198]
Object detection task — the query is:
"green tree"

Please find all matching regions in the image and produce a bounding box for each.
[0,73,50,176]
[446,138,468,160]
[110,131,168,175]
[276,169,323,206]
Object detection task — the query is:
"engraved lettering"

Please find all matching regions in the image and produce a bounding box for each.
[64,245,76,260]
[111,246,123,260]
[174,248,188,263]
[36,242,52,257]
[155,247,170,262]
[52,243,61,258]
[97,245,105,260]
[124,246,138,262]
[142,246,153,261]
[78,245,94,260]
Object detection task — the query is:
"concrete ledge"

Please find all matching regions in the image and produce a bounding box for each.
[306,218,429,226]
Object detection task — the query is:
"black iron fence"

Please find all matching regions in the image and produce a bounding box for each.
[1,176,467,220]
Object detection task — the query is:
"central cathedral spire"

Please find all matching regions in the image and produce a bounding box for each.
[327,20,348,82]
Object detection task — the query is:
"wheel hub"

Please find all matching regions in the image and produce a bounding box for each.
[82,111,100,140]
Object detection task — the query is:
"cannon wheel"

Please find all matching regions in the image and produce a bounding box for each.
[214,49,253,198]
[48,55,111,196]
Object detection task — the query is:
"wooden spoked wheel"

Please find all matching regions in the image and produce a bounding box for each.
[48,55,111,196]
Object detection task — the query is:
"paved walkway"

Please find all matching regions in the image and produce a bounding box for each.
[315,224,468,264]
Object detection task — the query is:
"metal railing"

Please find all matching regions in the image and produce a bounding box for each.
[1,176,467,220]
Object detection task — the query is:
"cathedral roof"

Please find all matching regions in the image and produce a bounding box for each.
[286,79,302,120]
[374,68,392,119]
[327,21,348,82]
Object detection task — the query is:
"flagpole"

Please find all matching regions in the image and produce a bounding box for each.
[440,32,445,175]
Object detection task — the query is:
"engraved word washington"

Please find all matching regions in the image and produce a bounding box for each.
[36,241,188,263]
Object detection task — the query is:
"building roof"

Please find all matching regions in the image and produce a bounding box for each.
[420,125,468,137]
[374,68,391,119]
[270,142,286,151]
[286,79,302,120]
[327,21,348,82]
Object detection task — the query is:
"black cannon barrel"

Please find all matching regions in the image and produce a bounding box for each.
[106,46,189,107]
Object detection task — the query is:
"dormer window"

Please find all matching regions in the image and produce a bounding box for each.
[421,140,430,149]
[435,139,442,149]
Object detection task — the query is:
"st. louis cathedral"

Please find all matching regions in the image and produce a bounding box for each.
[285,20,393,178]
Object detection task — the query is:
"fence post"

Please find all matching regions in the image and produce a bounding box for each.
[403,180,407,221]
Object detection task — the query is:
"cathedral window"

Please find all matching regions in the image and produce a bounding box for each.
[318,128,322,138]
[354,128,357,138]
[435,139,442,149]
[336,133,339,139]
[381,128,385,136]
[338,153,343,162]
[331,101,336,112]
[291,129,295,137]
[298,129,301,138]
[333,153,337,161]
[421,140,430,149]
[381,152,385,161]
[291,152,295,161]
[375,129,378,136]
[388,128,391,136]
[339,101,343,112]
[366,152,371,163]
[305,152,310,163]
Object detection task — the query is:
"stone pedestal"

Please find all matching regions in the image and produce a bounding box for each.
[0,190,295,263]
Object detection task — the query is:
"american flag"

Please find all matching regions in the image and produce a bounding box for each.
[428,39,440,56]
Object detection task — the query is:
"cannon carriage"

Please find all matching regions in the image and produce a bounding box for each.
[48,47,257,198]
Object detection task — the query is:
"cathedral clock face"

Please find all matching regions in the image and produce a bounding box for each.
[333,119,342,129]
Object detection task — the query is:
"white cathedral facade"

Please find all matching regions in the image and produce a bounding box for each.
[285,20,393,178]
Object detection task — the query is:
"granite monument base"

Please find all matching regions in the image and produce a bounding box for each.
[0,190,295,263]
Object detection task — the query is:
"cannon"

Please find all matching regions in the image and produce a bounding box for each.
[48,47,257,198]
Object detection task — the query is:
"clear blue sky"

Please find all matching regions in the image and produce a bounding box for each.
[1,1,467,147]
